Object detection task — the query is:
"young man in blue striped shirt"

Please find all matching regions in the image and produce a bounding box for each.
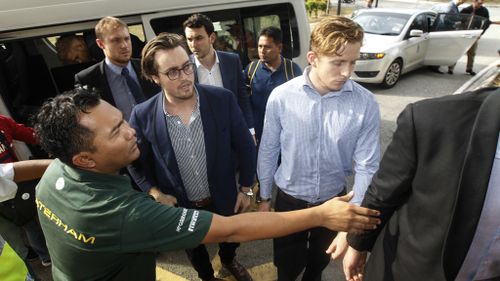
[257,16,381,281]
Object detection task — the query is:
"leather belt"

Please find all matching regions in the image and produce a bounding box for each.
[190,197,212,208]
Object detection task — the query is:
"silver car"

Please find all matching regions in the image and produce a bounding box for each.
[352,8,484,88]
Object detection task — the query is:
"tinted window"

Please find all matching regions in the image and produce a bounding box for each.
[149,3,300,66]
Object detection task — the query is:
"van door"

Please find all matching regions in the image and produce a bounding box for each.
[141,1,308,68]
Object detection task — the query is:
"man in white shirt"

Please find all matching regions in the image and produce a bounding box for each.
[183,13,255,138]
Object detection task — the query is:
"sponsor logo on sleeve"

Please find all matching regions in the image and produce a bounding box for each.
[176,208,188,232]
[188,210,199,232]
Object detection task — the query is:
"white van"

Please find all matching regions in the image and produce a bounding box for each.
[0,0,310,159]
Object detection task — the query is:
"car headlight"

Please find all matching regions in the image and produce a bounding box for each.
[359,52,385,60]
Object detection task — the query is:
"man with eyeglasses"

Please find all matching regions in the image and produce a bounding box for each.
[127,33,256,281]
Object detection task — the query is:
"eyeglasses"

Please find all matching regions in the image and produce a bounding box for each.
[160,62,195,80]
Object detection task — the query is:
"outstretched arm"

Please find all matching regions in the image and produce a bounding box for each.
[12,159,52,183]
[202,192,380,243]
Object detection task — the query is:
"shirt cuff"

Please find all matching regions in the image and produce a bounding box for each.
[0,163,14,180]
[249,128,255,135]
[258,182,272,200]
[0,163,17,203]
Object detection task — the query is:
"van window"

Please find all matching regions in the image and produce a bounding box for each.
[243,15,280,61]
[148,3,300,66]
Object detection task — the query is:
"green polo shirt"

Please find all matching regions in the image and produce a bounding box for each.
[36,159,212,281]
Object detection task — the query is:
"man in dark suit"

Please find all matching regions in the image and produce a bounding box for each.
[183,13,255,140]
[340,86,500,281]
[128,33,256,281]
[75,16,159,120]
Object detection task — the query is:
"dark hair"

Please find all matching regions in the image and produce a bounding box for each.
[259,26,283,44]
[35,88,100,165]
[182,13,215,35]
[141,33,188,81]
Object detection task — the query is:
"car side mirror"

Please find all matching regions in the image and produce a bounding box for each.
[409,29,423,37]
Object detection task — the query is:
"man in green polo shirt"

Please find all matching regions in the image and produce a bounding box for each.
[33,88,380,281]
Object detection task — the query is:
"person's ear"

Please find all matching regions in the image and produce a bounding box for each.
[72,152,96,169]
[151,74,161,85]
[307,51,317,67]
[96,38,105,50]
[209,33,217,45]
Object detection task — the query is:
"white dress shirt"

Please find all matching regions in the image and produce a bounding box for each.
[0,163,16,202]
[193,52,223,88]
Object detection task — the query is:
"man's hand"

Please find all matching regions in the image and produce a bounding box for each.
[318,191,380,234]
[326,232,348,260]
[257,200,271,212]
[234,190,252,213]
[343,246,367,281]
[149,187,177,206]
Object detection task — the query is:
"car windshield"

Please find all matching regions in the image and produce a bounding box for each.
[354,12,411,35]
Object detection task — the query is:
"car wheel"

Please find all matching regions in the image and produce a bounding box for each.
[381,59,402,88]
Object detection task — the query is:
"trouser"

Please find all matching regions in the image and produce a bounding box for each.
[465,40,478,72]
[448,39,479,72]
[185,202,239,280]
[0,215,50,262]
[273,188,345,281]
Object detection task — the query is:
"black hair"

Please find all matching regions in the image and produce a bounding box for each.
[35,88,100,165]
[183,13,215,35]
[259,26,283,44]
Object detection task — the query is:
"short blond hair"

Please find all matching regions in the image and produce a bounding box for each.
[95,16,128,40]
[310,16,364,57]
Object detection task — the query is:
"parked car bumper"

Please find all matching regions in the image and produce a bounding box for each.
[352,58,391,84]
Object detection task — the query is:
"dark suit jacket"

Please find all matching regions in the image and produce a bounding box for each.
[191,51,254,129]
[348,87,500,281]
[127,84,256,216]
[74,58,159,107]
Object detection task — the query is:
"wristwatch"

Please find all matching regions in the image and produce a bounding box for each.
[239,186,254,197]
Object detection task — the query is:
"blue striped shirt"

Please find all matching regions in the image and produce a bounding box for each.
[257,66,380,205]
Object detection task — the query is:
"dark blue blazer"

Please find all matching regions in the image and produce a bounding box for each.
[191,51,254,129]
[128,84,256,215]
[75,58,159,107]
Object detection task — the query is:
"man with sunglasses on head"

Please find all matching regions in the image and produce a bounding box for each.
[127,33,256,281]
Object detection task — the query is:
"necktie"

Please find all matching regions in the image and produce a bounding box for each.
[121,67,145,104]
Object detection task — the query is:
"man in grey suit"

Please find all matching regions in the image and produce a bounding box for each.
[75,16,159,120]
[341,86,500,281]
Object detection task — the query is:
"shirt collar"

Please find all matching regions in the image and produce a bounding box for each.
[162,88,200,117]
[260,55,285,72]
[104,57,133,76]
[301,66,354,97]
[193,50,219,69]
